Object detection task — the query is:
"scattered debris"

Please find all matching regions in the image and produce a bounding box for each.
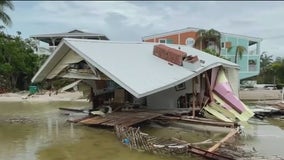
[115,125,235,160]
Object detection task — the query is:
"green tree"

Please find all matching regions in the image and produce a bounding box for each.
[228,45,247,63]
[202,48,229,60]
[0,31,45,91]
[271,57,284,84]
[257,52,274,83]
[0,0,14,27]
[260,52,273,69]
[195,28,221,55]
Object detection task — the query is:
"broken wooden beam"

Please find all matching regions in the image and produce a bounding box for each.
[205,72,214,103]
[187,145,234,160]
[157,115,236,128]
[180,117,236,128]
[208,129,238,152]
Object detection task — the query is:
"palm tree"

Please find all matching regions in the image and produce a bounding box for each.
[228,45,247,63]
[195,29,206,50]
[0,0,14,27]
[260,52,273,70]
[195,28,221,56]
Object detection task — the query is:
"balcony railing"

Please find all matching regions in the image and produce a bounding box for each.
[249,64,257,71]
[249,49,257,55]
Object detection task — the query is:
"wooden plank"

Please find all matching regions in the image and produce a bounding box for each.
[79,117,109,125]
[180,117,235,128]
[78,111,161,127]
[187,145,234,160]
[205,72,214,103]
[67,115,92,123]
[121,117,142,127]
[208,129,238,152]
[192,77,196,118]
[121,113,161,127]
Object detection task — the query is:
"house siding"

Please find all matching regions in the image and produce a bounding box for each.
[146,79,194,109]
[143,30,261,80]
[220,34,260,80]
[143,31,198,45]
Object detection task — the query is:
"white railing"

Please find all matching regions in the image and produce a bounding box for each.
[249,50,257,55]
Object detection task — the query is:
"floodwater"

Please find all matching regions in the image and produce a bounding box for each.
[0,101,284,160]
[240,118,284,158]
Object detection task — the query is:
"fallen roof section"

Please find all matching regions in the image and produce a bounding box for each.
[31,38,239,98]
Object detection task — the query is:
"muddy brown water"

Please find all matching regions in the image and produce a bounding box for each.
[0,101,284,160]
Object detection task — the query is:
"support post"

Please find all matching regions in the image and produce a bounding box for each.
[192,77,196,118]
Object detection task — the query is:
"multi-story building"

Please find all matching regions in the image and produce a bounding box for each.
[142,27,262,80]
[30,29,109,53]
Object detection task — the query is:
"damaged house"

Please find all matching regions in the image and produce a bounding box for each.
[31,38,254,125]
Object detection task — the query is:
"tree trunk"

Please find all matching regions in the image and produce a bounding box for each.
[11,73,18,91]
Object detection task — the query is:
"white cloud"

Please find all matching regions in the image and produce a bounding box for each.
[5,1,284,57]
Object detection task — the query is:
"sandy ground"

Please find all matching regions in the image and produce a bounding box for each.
[239,89,282,101]
[239,89,284,107]
[0,89,283,105]
[0,91,87,102]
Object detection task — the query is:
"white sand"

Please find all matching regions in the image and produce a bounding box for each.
[239,89,282,101]
[0,91,87,102]
[0,89,282,103]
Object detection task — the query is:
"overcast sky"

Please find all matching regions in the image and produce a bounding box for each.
[4,1,284,58]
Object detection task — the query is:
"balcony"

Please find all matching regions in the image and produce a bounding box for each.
[248,59,257,71]
[249,49,257,55]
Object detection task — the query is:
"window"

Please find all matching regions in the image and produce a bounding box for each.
[167,39,173,44]
[185,38,195,47]
[175,83,186,91]
[249,59,257,71]
[159,39,166,43]
[221,42,225,49]
[249,59,257,65]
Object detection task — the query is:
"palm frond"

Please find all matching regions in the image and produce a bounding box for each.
[0,0,14,10]
[0,11,12,26]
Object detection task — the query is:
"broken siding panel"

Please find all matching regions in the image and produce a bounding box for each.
[213,69,245,113]
[204,106,233,122]
[208,102,236,121]
[212,93,249,121]
[204,69,254,122]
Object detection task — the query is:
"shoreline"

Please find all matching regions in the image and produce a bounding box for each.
[0,89,283,106]
[0,91,88,102]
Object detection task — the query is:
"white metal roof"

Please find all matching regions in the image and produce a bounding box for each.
[32,38,239,98]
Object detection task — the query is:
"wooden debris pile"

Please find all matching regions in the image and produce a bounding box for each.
[115,125,235,160]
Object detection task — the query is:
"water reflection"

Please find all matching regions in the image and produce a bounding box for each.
[0,102,192,160]
[1,102,284,160]
[0,101,87,160]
